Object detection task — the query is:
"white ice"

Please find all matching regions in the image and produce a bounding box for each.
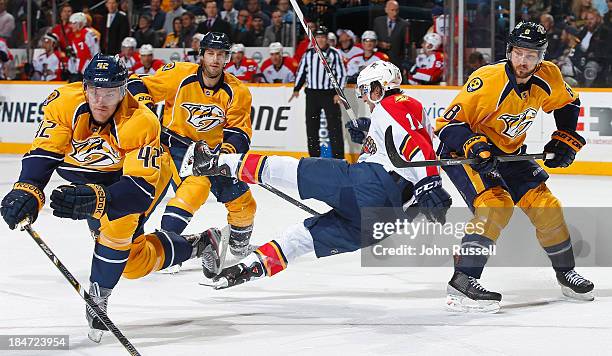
[0,154,611,356]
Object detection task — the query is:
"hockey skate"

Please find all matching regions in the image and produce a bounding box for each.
[446,271,502,313]
[556,269,594,301]
[86,282,111,343]
[211,259,265,289]
[229,225,256,257]
[183,225,230,278]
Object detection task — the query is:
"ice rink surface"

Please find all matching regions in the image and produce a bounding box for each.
[0,154,611,355]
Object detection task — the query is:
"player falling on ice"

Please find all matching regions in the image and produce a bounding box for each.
[436,22,594,313]
[0,54,225,342]
[128,32,257,269]
[182,61,452,289]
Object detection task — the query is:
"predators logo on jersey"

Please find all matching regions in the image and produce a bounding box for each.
[498,107,537,139]
[70,136,122,166]
[181,103,225,132]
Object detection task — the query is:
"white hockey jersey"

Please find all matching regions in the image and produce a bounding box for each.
[346,51,389,77]
[32,51,62,81]
[339,45,363,64]
[259,56,298,83]
[358,91,439,184]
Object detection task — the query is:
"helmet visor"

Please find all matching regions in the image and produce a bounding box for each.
[85,85,125,105]
[509,46,543,65]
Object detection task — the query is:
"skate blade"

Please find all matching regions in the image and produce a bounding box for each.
[88,328,104,343]
[157,264,182,274]
[445,286,500,314]
[560,285,595,301]
[218,225,231,270]
[199,277,227,289]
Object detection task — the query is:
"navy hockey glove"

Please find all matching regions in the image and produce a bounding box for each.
[543,130,586,168]
[1,182,45,229]
[463,134,498,175]
[50,184,108,220]
[344,117,371,144]
[412,176,452,224]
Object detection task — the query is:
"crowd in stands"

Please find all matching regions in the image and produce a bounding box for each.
[0,0,610,87]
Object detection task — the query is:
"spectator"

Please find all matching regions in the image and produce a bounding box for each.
[465,51,488,80]
[196,0,233,38]
[263,10,292,47]
[164,17,183,48]
[541,13,564,60]
[67,12,99,80]
[246,0,271,27]
[578,9,611,86]
[604,0,612,25]
[240,14,266,46]
[232,9,251,43]
[120,0,138,28]
[163,0,187,36]
[307,0,335,31]
[51,4,73,53]
[0,0,15,40]
[133,44,165,74]
[260,42,298,83]
[373,0,409,69]
[277,0,295,24]
[572,0,597,24]
[145,0,167,32]
[225,43,260,82]
[407,32,444,85]
[184,32,204,63]
[134,15,160,47]
[119,37,141,75]
[0,36,12,79]
[32,33,63,81]
[346,31,389,82]
[337,29,363,64]
[103,0,130,55]
[221,0,239,27]
[180,11,198,48]
[553,26,583,86]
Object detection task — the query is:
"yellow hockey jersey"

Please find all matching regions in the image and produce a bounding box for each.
[128,61,253,153]
[20,82,164,219]
[436,60,579,154]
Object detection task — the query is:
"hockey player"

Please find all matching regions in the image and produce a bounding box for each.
[182,61,452,289]
[118,37,140,75]
[0,54,224,341]
[32,33,63,81]
[0,37,12,80]
[407,32,444,85]
[66,12,99,79]
[133,44,165,75]
[436,22,594,313]
[225,43,259,83]
[259,42,297,83]
[336,29,363,64]
[128,32,257,259]
[346,31,389,82]
[184,33,205,64]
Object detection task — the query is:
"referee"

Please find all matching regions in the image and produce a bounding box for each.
[291,26,347,159]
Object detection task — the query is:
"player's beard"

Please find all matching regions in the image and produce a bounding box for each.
[203,64,223,80]
[512,62,538,80]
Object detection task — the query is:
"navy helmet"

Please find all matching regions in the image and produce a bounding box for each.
[199,32,232,56]
[83,53,128,89]
[506,21,548,60]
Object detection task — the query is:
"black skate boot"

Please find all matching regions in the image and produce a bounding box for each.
[229,225,257,257]
[212,260,265,290]
[86,282,112,343]
[446,271,502,313]
[556,269,594,301]
[183,226,230,278]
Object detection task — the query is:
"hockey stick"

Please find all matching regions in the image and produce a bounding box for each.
[20,224,141,356]
[288,0,359,126]
[162,127,321,216]
[384,126,554,168]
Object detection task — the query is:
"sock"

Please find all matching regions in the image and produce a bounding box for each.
[455,233,496,279]
[161,206,193,234]
[154,230,195,269]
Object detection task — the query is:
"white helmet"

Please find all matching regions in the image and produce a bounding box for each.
[121,37,137,48]
[139,44,154,55]
[356,61,402,103]
[69,12,87,26]
[192,32,205,42]
[231,43,245,53]
[269,42,283,54]
[327,32,337,42]
[361,30,377,41]
[423,32,442,51]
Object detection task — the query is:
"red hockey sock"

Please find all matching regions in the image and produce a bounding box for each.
[255,240,288,276]
[237,153,268,184]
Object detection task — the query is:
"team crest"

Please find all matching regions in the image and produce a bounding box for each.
[394,94,409,103]
[467,77,483,93]
[161,62,176,71]
[42,90,60,106]
[181,103,225,132]
[497,108,538,139]
[70,137,121,167]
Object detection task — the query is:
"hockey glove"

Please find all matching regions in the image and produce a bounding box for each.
[543,130,586,168]
[344,117,371,144]
[1,182,45,229]
[463,134,498,175]
[50,184,108,220]
[412,176,452,224]
[192,141,232,177]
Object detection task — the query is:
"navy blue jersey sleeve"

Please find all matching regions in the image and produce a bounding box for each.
[18,148,64,188]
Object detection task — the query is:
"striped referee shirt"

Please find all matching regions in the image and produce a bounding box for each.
[294,46,346,91]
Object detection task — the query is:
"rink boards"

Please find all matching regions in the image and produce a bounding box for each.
[1,82,612,175]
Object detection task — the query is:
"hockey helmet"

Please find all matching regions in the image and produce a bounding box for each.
[423,32,442,51]
[69,12,87,26]
[269,42,283,54]
[231,43,245,53]
[83,53,128,105]
[506,21,548,60]
[361,30,377,42]
[139,44,154,56]
[121,37,137,49]
[356,61,402,103]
